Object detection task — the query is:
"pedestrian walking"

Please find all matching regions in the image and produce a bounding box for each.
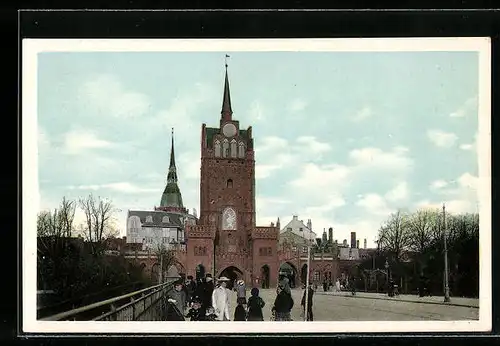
[335,279,341,293]
[203,274,215,308]
[271,284,294,321]
[301,283,314,321]
[211,276,231,321]
[233,299,247,321]
[185,275,196,306]
[234,279,247,305]
[246,287,265,321]
[165,279,187,321]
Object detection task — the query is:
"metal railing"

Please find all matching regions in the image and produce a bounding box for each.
[40,277,179,321]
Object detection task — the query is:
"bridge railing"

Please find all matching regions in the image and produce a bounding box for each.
[40,277,179,321]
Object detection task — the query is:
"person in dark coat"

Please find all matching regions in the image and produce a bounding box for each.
[272,284,294,321]
[233,298,247,321]
[185,295,206,321]
[202,274,215,309]
[301,283,314,321]
[246,287,265,321]
[185,275,197,306]
[165,280,187,321]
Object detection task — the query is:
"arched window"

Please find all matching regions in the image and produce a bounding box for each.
[238,142,245,158]
[214,140,221,157]
[221,207,237,230]
[230,139,237,158]
[227,179,233,188]
[145,215,153,223]
[128,215,141,230]
[162,215,170,223]
[222,139,229,158]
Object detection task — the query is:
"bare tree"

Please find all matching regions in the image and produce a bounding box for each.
[407,209,439,275]
[78,193,117,255]
[377,210,411,264]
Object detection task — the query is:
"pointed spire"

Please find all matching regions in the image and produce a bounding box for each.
[159,127,185,211]
[167,128,177,184]
[221,56,233,121]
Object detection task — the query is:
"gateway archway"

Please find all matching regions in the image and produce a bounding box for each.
[279,262,298,288]
[219,266,243,290]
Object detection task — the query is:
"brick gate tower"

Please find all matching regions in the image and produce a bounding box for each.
[185,62,279,288]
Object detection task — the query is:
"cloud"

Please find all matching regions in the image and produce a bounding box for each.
[79,74,151,118]
[68,182,158,194]
[289,163,351,190]
[356,193,391,217]
[295,136,332,156]
[460,143,474,150]
[427,129,458,148]
[417,172,479,214]
[352,106,372,122]
[385,181,409,202]
[62,129,113,155]
[450,96,478,118]
[348,146,413,172]
[288,99,307,113]
[430,179,448,189]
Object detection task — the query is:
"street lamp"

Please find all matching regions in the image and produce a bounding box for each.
[384,259,389,285]
[442,203,451,303]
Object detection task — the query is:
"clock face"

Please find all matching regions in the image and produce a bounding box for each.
[222,123,237,137]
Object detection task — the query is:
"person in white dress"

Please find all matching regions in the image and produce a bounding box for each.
[211,276,231,321]
[335,279,341,293]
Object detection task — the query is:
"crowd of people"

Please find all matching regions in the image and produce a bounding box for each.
[164,274,316,322]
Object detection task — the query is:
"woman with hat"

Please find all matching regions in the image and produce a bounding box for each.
[271,284,294,321]
[211,276,231,321]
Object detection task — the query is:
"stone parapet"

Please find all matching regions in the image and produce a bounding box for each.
[251,226,279,240]
[186,225,216,239]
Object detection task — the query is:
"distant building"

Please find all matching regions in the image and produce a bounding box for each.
[279,216,316,245]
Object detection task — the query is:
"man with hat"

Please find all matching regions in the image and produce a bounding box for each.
[165,279,187,321]
[211,276,231,321]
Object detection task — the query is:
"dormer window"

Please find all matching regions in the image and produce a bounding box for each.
[146,215,153,223]
[162,216,170,223]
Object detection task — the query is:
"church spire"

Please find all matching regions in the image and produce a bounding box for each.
[221,55,233,121]
[159,127,185,212]
[167,128,177,184]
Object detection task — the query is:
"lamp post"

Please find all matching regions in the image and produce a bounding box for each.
[384,259,389,285]
[442,203,451,303]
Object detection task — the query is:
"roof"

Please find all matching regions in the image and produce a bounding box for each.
[127,210,185,228]
[280,216,316,240]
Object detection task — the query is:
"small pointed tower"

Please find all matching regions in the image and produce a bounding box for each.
[276,217,281,230]
[221,58,233,122]
[158,128,186,213]
[322,228,328,244]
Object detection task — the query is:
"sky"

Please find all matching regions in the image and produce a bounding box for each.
[37,50,480,248]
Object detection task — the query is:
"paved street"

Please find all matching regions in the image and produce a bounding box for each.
[228,289,479,321]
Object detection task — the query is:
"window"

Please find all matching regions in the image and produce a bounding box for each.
[146,215,153,223]
[313,271,320,281]
[214,140,221,157]
[267,247,272,256]
[194,246,206,256]
[238,142,245,158]
[222,207,237,230]
[292,246,297,252]
[230,139,237,158]
[162,215,170,223]
[222,139,229,158]
[287,227,292,232]
[302,246,308,253]
[299,227,303,232]
[227,179,233,188]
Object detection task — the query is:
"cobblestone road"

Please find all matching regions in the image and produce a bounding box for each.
[228,289,479,321]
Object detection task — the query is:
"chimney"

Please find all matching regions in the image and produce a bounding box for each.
[364,239,367,249]
[293,215,298,221]
[307,219,312,231]
[350,231,356,248]
[356,240,360,248]
[343,239,347,246]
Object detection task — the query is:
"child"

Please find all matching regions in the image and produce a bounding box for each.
[185,296,206,321]
[246,287,265,321]
[233,298,247,321]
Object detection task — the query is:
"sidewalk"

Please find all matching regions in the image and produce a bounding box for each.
[315,291,479,308]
